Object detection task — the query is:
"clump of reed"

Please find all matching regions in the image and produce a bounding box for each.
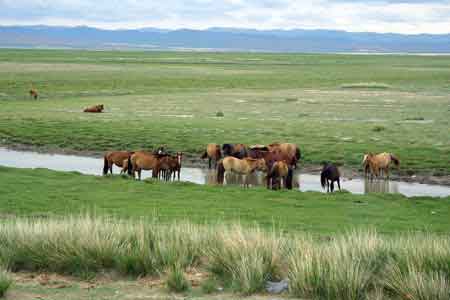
[0,216,449,299]
[0,268,12,298]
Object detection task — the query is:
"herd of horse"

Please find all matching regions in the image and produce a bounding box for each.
[102,141,400,193]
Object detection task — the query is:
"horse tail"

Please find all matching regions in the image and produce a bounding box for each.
[201,151,207,159]
[390,154,400,167]
[127,156,133,176]
[295,147,301,161]
[103,156,109,175]
[286,167,293,190]
[217,161,225,184]
[320,170,327,189]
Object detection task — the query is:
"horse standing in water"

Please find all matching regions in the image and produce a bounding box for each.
[201,144,222,169]
[320,163,341,193]
[217,157,267,187]
[363,153,400,180]
[267,143,301,169]
[266,160,293,190]
[127,151,160,180]
[103,151,134,175]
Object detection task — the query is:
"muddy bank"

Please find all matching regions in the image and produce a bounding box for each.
[2,142,449,186]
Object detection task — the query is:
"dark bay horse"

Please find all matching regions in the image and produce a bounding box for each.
[222,143,248,159]
[201,144,222,169]
[103,151,134,175]
[320,163,341,193]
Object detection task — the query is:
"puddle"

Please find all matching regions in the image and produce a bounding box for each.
[0,147,449,198]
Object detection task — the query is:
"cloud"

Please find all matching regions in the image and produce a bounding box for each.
[0,0,449,34]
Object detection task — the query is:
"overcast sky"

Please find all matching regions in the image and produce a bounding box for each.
[1,0,450,34]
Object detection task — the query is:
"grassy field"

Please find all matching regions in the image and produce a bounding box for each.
[1,166,449,234]
[0,49,449,175]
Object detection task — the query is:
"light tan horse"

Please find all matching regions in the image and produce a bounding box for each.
[267,143,301,168]
[103,151,134,175]
[217,157,267,187]
[201,143,222,169]
[363,152,400,180]
[127,151,160,180]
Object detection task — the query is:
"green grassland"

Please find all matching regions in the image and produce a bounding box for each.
[0,49,449,175]
[1,166,449,234]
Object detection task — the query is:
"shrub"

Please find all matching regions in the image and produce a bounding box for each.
[372,125,385,132]
[166,264,191,293]
[0,269,12,298]
[216,111,224,117]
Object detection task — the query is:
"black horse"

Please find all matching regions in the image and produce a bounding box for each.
[320,163,341,193]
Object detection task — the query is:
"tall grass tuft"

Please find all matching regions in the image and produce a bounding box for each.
[1,217,450,299]
[0,269,12,298]
[384,263,450,300]
[166,263,191,293]
[288,230,386,300]
[205,225,285,294]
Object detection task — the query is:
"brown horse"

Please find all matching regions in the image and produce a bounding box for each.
[267,160,293,190]
[83,104,104,113]
[267,143,301,168]
[320,163,341,193]
[127,151,160,180]
[29,88,38,100]
[201,144,222,169]
[157,152,183,181]
[222,143,248,159]
[363,153,400,180]
[217,157,267,187]
[103,151,134,175]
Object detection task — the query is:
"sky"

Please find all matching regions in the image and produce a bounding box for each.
[1,0,450,34]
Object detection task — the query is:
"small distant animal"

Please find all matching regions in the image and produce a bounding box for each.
[83,104,104,113]
[222,143,248,159]
[103,151,134,175]
[217,157,267,187]
[320,163,341,193]
[267,160,293,190]
[201,143,222,169]
[29,88,38,100]
[363,152,400,180]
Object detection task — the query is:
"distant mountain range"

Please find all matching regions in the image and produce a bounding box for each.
[1,25,449,53]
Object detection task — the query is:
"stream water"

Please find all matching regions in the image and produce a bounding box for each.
[0,147,449,198]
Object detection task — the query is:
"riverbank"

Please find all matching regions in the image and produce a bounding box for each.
[2,143,449,187]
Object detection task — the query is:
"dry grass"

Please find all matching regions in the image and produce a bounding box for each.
[0,216,449,298]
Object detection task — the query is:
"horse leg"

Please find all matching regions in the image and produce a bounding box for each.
[326,180,330,193]
[138,170,142,180]
[209,157,212,169]
[177,168,180,181]
[337,179,341,191]
[385,167,389,180]
[330,181,334,193]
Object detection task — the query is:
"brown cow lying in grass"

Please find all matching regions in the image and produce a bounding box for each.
[83,104,104,113]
